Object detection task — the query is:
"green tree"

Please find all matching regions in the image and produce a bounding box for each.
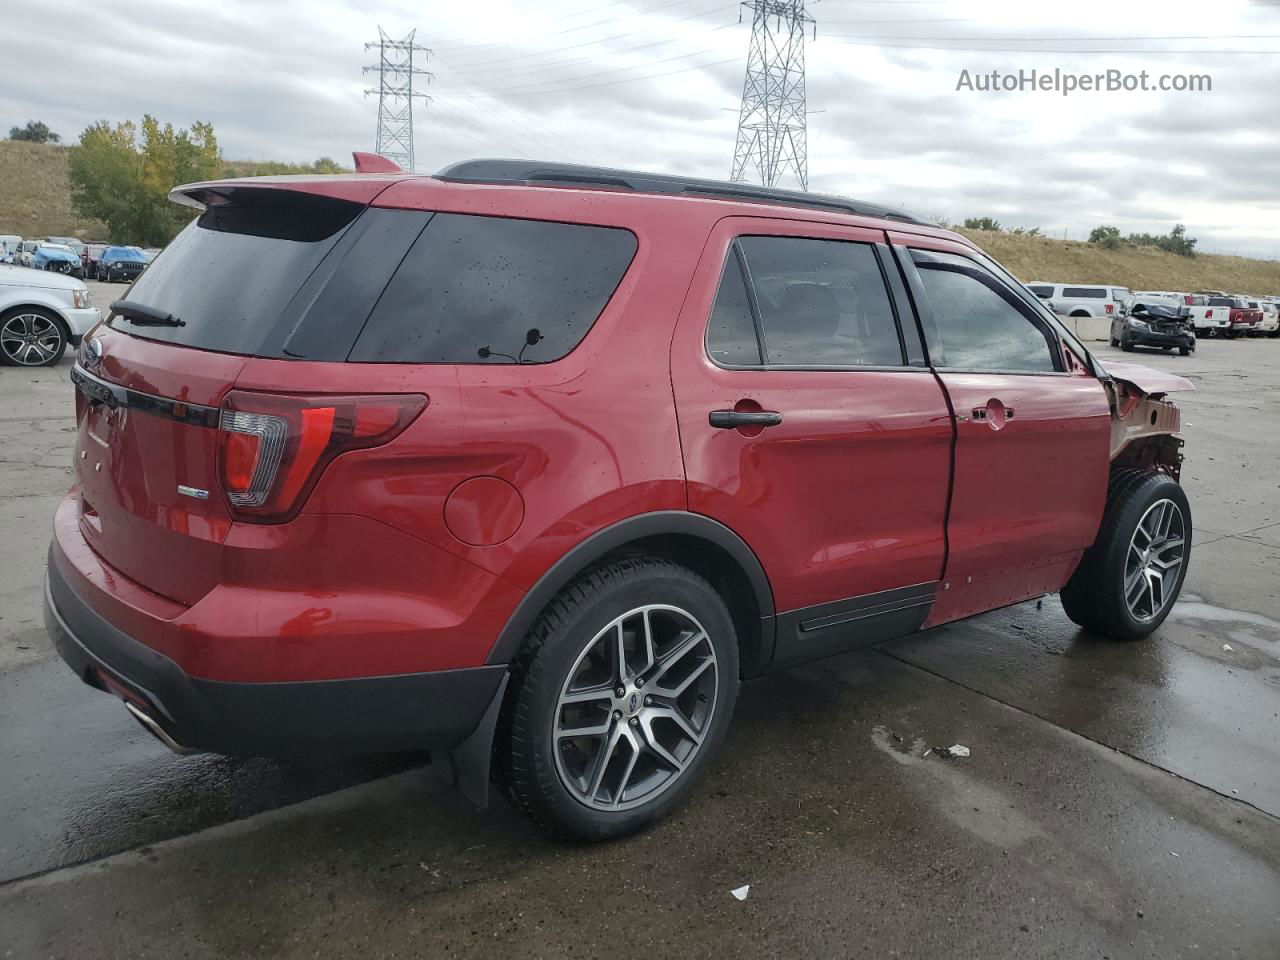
[1158,223,1197,257]
[8,120,60,143]
[69,116,221,245]
[1089,225,1123,249]
[312,156,344,173]
[963,216,1002,232]
[1123,224,1197,257]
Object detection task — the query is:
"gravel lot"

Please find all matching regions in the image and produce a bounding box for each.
[0,333,1277,958]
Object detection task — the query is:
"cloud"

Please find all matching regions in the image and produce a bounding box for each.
[4,0,1277,252]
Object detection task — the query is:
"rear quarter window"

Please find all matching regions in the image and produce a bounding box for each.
[348,213,637,364]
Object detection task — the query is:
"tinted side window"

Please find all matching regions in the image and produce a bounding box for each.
[350,214,636,364]
[912,251,1057,373]
[1062,287,1107,298]
[737,236,903,366]
[1027,285,1054,297]
[706,250,762,365]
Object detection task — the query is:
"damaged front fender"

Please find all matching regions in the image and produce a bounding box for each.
[1102,361,1195,478]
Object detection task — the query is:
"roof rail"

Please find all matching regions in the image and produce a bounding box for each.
[434,159,929,226]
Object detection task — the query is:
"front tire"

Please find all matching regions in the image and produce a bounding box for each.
[498,557,739,840]
[0,307,68,367]
[1061,470,1191,640]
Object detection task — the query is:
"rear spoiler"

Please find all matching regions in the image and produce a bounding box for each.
[352,151,402,173]
[168,175,408,213]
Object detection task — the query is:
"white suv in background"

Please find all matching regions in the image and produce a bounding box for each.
[0,264,100,366]
[1026,282,1129,319]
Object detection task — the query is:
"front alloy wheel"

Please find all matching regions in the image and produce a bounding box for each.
[554,604,719,811]
[0,310,67,366]
[1123,499,1186,622]
[1061,469,1192,640]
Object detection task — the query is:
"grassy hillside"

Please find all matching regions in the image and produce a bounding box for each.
[0,141,350,241]
[960,229,1280,297]
[4,138,1277,295]
[0,140,107,239]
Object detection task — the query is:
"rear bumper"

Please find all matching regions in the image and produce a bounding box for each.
[45,553,508,756]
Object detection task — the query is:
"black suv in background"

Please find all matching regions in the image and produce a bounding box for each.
[96,246,149,283]
[1112,302,1196,355]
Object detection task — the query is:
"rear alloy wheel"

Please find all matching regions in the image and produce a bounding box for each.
[0,309,67,367]
[1061,470,1191,640]
[500,557,739,840]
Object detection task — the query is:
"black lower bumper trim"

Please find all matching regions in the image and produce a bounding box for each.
[1127,332,1194,349]
[45,553,507,757]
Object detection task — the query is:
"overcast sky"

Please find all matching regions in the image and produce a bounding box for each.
[6,0,1279,255]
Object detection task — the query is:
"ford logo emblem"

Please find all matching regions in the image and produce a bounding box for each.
[83,336,103,367]
[628,693,639,713]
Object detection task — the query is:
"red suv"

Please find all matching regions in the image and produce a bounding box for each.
[45,159,1194,839]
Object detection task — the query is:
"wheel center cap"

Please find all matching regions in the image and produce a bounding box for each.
[619,685,643,717]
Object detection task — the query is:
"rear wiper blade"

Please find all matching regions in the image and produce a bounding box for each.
[110,300,184,327]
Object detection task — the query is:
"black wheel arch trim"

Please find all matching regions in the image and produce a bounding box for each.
[485,510,777,670]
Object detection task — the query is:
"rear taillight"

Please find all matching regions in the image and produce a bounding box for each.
[1206,309,1214,318]
[216,391,426,522]
[1105,303,1114,314]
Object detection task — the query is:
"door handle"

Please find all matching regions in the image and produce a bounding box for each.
[970,400,1015,428]
[709,410,783,429]
[969,406,1015,420]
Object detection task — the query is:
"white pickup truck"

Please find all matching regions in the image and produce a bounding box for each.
[1181,292,1260,338]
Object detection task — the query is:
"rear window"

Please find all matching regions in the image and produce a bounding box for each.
[1061,286,1107,298]
[112,189,363,354]
[348,213,636,364]
[1027,285,1054,297]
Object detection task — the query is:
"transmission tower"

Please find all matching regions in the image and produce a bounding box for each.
[730,2,814,190]
[363,28,432,172]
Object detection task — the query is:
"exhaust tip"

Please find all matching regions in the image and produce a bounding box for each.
[124,702,203,756]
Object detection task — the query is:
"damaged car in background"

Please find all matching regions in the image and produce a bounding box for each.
[1111,301,1196,355]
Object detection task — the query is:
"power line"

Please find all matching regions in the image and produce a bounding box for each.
[430,52,603,161]
[440,3,736,70]
[427,54,741,100]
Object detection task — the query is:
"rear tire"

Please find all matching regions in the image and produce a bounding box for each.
[1060,470,1191,640]
[1179,346,1191,356]
[497,557,739,840]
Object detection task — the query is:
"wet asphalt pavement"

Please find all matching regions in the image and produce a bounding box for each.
[0,334,1277,958]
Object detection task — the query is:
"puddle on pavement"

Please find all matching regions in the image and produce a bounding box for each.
[1168,593,1280,637]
